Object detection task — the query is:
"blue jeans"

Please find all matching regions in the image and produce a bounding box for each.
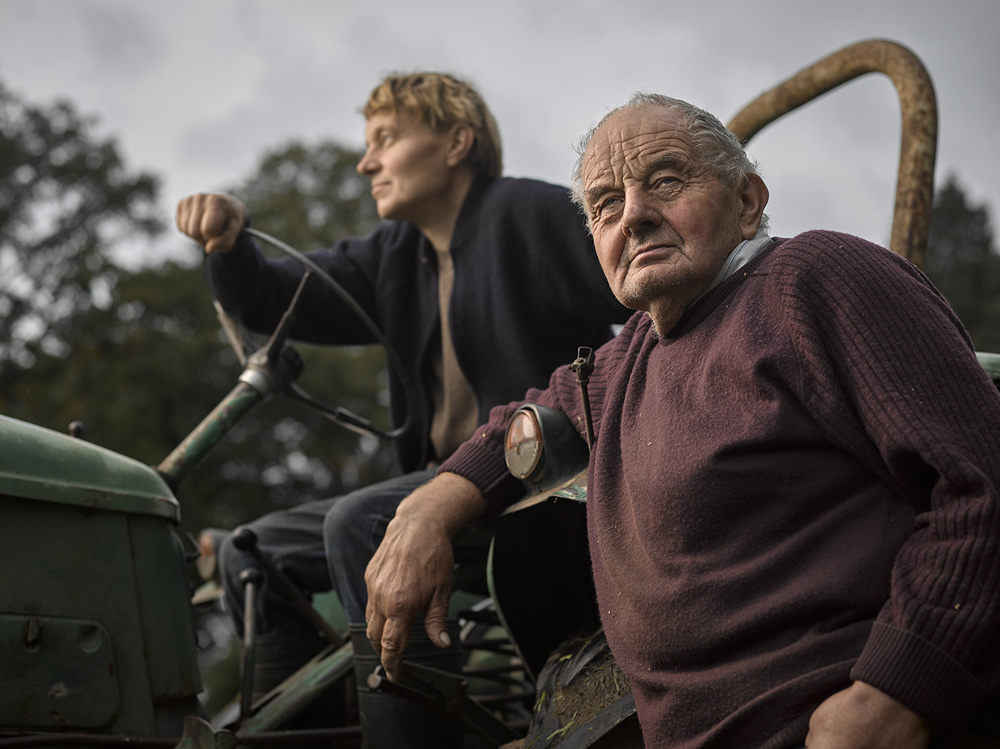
[218,469,436,633]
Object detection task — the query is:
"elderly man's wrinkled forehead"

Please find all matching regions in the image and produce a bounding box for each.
[582,106,695,184]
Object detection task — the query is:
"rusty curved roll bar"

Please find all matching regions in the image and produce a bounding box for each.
[726,39,938,270]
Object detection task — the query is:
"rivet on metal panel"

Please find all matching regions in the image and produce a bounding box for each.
[77,623,102,653]
[23,617,42,651]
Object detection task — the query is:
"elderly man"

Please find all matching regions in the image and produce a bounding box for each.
[177,72,628,746]
[365,93,1000,747]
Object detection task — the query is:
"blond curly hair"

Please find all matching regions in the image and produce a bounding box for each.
[363,72,503,179]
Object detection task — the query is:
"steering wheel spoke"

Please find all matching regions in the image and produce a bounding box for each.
[219,227,415,443]
[214,300,254,366]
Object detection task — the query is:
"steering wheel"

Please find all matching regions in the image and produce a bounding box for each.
[214,226,414,441]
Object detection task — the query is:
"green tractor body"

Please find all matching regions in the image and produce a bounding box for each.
[0,414,202,737]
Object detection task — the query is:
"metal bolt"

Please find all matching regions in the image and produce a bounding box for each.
[23,618,42,649]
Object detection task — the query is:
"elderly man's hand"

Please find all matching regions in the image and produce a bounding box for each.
[176,193,247,254]
[805,681,931,748]
[364,472,487,681]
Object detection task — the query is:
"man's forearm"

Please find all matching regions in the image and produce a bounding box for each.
[363,472,488,680]
[393,471,488,534]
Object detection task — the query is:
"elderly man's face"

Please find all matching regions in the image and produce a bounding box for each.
[582,105,760,333]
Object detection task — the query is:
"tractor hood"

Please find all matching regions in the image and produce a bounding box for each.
[0,414,179,521]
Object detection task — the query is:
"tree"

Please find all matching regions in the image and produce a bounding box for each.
[236,140,380,244]
[0,81,162,374]
[925,174,1000,353]
[0,78,393,537]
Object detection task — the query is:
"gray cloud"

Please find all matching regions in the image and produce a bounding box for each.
[0,0,996,259]
[80,2,164,77]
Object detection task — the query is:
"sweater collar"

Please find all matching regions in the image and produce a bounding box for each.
[659,232,777,341]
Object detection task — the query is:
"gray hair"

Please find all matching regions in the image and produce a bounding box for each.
[570,93,769,231]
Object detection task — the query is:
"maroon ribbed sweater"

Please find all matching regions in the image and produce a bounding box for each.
[443,231,1000,747]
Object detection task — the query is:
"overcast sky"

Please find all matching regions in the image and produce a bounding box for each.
[1,0,997,263]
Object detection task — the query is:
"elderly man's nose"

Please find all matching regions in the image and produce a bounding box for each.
[621,191,660,237]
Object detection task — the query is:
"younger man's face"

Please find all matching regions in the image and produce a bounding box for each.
[357,110,455,224]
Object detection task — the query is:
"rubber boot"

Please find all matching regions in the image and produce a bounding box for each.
[246,632,351,736]
[251,633,330,703]
[350,623,464,749]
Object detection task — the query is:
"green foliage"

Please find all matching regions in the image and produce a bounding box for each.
[234,140,380,246]
[925,174,1000,353]
[0,79,394,538]
[0,81,163,373]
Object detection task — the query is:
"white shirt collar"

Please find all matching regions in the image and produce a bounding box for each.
[699,226,772,300]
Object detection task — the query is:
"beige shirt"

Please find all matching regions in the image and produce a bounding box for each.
[428,247,479,463]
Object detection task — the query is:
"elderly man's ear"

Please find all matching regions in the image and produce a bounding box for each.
[739,174,770,240]
[445,123,476,168]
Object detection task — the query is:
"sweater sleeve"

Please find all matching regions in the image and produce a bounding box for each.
[205,222,411,345]
[774,231,1000,729]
